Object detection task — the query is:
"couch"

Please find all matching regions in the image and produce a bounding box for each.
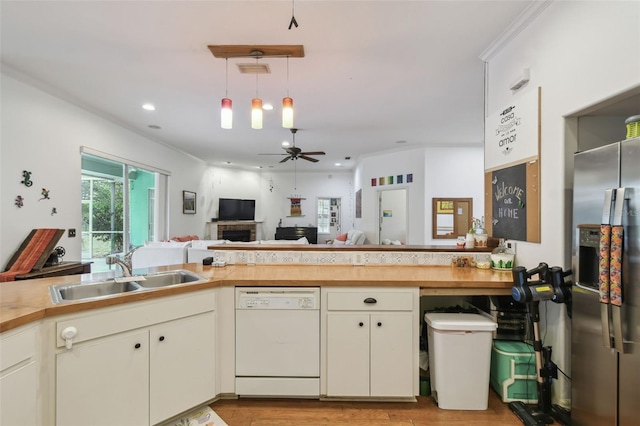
[131,241,191,269]
[132,236,313,268]
[331,230,366,245]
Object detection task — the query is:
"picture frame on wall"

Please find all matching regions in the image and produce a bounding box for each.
[183,190,196,214]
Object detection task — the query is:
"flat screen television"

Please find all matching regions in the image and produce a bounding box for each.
[218,198,256,221]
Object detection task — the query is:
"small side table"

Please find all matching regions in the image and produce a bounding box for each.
[14,261,92,280]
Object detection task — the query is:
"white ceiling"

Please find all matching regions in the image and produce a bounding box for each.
[1,0,535,171]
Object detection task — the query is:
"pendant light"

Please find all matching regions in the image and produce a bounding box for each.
[251,57,263,129]
[282,56,294,128]
[221,59,232,129]
[251,98,263,129]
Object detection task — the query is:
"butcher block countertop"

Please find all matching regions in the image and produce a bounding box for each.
[0,263,513,333]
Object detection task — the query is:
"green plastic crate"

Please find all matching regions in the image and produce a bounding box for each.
[490,340,538,403]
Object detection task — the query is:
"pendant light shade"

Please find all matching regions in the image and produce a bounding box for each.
[251,98,263,129]
[221,58,233,129]
[282,97,294,128]
[221,98,232,129]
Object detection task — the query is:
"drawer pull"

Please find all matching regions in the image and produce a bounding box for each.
[363,297,377,304]
[159,336,165,342]
[359,322,364,327]
[134,343,141,349]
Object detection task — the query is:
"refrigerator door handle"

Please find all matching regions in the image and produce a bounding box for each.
[599,189,614,348]
[610,187,627,353]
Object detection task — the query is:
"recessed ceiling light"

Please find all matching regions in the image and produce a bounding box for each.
[142,103,156,111]
[282,141,290,147]
[263,104,274,111]
[335,163,342,167]
[148,125,161,130]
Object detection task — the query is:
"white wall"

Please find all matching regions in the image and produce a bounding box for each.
[0,72,208,266]
[354,146,485,245]
[259,171,353,241]
[199,167,353,241]
[354,147,426,245]
[424,146,485,244]
[484,0,640,406]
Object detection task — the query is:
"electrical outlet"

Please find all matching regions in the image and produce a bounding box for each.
[506,241,516,254]
[68,228,76,238]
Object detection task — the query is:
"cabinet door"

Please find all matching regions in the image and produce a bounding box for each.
[149,312,216,425]
[370,312,414,397]
[0,362,37,426]
[326,312,370,397]
[56,329,149,426]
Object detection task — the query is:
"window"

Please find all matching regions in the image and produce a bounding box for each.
[317,197,341,236]
[317,198,331,234]
[81,149,170,271]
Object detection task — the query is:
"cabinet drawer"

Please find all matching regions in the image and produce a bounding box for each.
[0,326,36,372]
[326,291,414,311]
[56,290,216,348]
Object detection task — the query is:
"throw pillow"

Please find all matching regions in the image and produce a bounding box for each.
[335,233,348,242]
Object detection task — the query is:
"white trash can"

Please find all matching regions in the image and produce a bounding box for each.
[425,313,497,410]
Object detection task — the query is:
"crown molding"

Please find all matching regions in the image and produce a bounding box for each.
[479,0,554,62]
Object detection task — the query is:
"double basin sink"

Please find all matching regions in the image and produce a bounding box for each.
[49,270,208,304]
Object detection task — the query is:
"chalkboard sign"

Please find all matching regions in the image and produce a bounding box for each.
[491,163,527,240]
[484,160,540,243]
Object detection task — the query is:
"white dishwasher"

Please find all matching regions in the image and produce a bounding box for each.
[235,287,320,397]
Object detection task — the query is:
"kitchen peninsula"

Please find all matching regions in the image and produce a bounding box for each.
[0,263,513,426]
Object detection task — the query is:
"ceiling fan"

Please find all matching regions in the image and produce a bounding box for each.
[261,128,326,163]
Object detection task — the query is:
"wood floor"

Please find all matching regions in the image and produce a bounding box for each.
[210,389,524,426]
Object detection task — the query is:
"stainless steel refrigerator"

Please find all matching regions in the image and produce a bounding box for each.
[572,137,640,425]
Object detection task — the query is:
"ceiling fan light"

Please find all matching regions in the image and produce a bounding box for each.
[221,98,233,129]
[282,97,294,128]
[251,98,263,129]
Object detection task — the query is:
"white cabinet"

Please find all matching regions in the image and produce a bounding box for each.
[57,329,149,426]
[55,290,216,426]
[149,313,216,425]
[323,288,418,399]
[0,324,38,426]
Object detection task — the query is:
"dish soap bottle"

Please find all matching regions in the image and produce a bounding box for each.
[491,238,515,270]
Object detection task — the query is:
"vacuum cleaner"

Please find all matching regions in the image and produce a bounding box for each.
[509,262,572,426]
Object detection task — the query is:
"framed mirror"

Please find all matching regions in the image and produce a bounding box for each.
[432,198,473,239]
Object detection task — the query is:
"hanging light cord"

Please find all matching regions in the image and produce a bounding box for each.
[225,58,229,98]
[288,0,298,29]
[255,57,259,97]
[286,56,290,97]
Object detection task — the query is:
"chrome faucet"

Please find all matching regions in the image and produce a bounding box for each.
[106,246,142,277]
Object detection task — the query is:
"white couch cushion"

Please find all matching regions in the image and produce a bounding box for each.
[144,240,191,248]
[190,239,228,250]
[132,246,188,269]
[346,230,365,245]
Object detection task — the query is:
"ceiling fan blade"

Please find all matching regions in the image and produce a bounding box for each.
[279,156,291,163]
[259,153,287,156]
[299,155,319,163]
[299,151,325,156]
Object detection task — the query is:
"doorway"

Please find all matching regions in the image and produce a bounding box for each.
[378,189,407,244]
